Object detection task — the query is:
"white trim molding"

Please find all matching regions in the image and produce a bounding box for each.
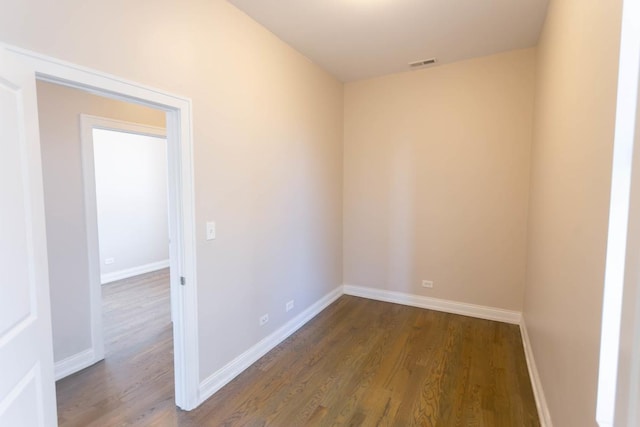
[520,317,553,427]
[597,0,640,425]
[342,284,522,324]
[54,348,99,381]
[101,259,170,284]
[198,286,343,406]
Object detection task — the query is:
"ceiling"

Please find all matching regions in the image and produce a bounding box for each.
[227,0,550,82]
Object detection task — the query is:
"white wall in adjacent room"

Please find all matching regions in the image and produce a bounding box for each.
[92,129,169,282]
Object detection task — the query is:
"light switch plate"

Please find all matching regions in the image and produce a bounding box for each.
[206,221,216,240]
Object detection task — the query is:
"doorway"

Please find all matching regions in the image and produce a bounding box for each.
[0,45,199,426]
[37,78,173,375]
[9,45,199,411]
[35,79,188,423]
[81,115,177,368]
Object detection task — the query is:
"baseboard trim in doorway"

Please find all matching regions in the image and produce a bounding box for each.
[198,285,343,406]
[54,348,100,381]
[520,317,553,427]
[342,284,522,324]
[100,259,170,284]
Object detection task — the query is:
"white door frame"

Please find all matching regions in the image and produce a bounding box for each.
[5,45,200,411]
[597,0,640,425]
[76,116,171,377]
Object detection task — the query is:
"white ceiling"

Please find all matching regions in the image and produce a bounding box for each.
[227,0,550,82]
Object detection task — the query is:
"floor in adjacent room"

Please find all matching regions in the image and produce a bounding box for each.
[55,270,540,426]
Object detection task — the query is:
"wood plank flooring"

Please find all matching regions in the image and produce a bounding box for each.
[56,269,174,426]
[56,271,539,426]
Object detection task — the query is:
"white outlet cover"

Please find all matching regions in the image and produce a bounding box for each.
[422,280,434,288]
[286,300,294,312]
[104,257,115,265]
[259,314,269,326]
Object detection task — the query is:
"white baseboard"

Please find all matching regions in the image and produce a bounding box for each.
[101,259,170,284]
[198,285,343,406]
[520,317,553,427]
[342,284,522,324]
[54,348,100,381]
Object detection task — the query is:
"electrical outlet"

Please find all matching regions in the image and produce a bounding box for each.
[259,314,269,326]
[104,258,115,265]
[422,280,434,288]
[286,300,294,312]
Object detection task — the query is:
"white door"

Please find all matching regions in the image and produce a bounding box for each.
[0,48,58,426]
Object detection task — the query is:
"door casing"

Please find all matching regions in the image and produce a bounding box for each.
[4,44,201,411]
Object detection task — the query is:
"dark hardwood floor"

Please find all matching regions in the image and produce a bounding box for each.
[56,271,539,426]
[56,269,174,426]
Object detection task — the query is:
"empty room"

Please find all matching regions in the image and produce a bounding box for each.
[1,0,639,427]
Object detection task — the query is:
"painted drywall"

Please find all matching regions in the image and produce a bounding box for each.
[37,81,166,362]
[92,129,169,280]
[12,0,344,379]
[343,49,535,311]
[523,0,623,425]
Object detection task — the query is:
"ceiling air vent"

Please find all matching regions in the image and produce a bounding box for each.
[409,58,437,69]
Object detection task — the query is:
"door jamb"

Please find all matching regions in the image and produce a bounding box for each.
[597,0,640,424]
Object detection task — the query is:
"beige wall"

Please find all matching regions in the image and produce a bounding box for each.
[37,81,165,362]
[344,49,535,310]
[3,0,344,379]
[523,0,622,425]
